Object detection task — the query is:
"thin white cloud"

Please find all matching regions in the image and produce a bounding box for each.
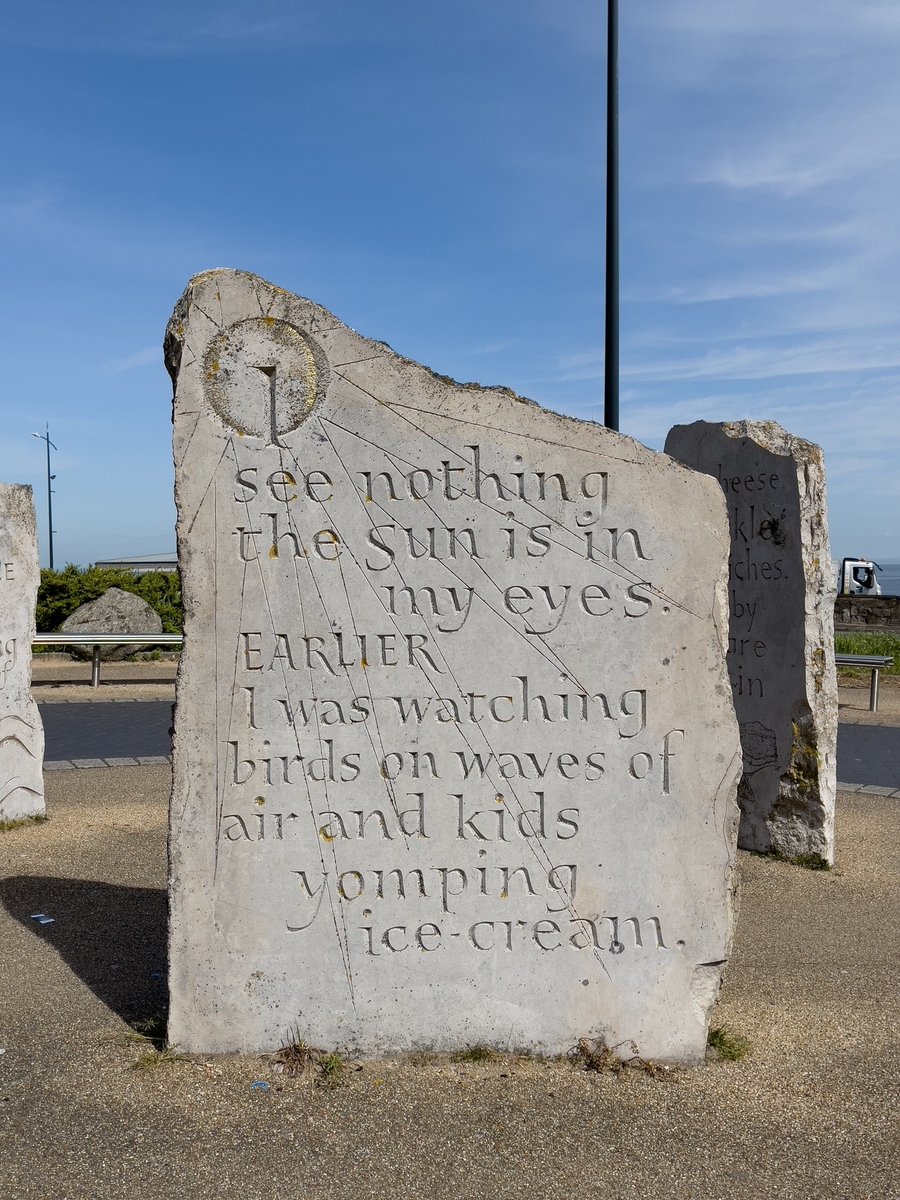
[102,347,160,374]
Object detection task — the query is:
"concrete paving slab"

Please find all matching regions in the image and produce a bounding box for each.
[0,768,898,1199]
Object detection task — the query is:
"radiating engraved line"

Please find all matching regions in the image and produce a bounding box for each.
[267,445,372,992]
[320,407,691,616]
[190,301,224,334]
[331,354,388,369]
[253,284,271,320]
[174,411,204,473]
[228,439,355,998]
[213,485,223,882]
[277,441,406,828]
[222,412,611,977]
[311,420,611,971]
[319,409,649,593]
[318,419,589,689]
[263,450,357,996]
[330,368,647,467]
[185,437,234,538]
[381,396,649,467]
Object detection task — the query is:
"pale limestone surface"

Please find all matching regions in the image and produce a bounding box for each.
[166,270,741,1061]
[665,422,837,863]
[0,485,44,820]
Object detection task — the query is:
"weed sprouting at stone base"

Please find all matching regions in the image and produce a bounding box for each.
[750,849,831,871]
[123,1012,182,1069]
[568,1038,672,1079]
[270,1029,347,1088]
[451,1046,501,1064]
[707,1027,752,1061]
[318,1052,346,1088]
[131,1046,186,1071]
[0,814,47,834]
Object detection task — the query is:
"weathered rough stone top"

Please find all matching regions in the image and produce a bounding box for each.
[0,483,44,821]
[166,270,741,1062]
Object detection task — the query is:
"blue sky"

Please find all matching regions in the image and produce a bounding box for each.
[1,0,898,566]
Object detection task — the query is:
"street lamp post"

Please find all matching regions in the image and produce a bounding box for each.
[604,0,619,431]
[31,425,57,570]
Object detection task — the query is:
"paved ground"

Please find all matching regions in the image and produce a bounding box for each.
[32,658,177,703]
[0,767,898,1200]
[837,724,900,788]
[838,676,900,726]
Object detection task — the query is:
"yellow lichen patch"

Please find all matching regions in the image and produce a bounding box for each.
[318,825,335,842]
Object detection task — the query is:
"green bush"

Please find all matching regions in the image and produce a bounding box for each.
[835,631,900,675]
[37,564,182,635]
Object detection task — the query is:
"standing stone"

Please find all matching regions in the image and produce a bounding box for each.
[665,421,837,863]
[60,586,163,660]
[166,270,741,1061]
[0,485,44,821]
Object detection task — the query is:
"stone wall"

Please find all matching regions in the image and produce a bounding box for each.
[834,594,900,631]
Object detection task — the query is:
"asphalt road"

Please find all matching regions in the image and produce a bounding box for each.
[39,701,173,761]
[37,701,900,787]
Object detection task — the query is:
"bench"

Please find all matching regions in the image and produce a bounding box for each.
[33,634,184,688]
[834,653,894,712]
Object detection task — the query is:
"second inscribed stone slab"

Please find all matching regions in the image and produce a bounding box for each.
[665,421,837,863]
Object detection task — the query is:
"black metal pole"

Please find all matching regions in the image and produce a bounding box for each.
[604,0,619,431]
[45,424,54,570]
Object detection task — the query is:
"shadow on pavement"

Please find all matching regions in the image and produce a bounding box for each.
[0,876,168,1026]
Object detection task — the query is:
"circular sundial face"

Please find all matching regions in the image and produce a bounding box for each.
[202,317,326,442]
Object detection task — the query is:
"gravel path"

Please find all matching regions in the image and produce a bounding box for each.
[0,768,898,1199]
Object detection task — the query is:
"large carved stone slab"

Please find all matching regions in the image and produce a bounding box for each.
[0,484,44,821]
[665,421,837,863]
[166,270,741,1061]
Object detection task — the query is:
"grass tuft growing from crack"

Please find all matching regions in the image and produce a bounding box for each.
[750,849,831,871]
[569,1037,670,1078]
[318,1052,346,1087]
[451,1046,501,1064]
[0,814,47,834]
[131,1046,185,1071]
[271,1029,347,1088]
[271,1027,319,1076]
[707,1026,752,1061]
[121,1012,168,1049]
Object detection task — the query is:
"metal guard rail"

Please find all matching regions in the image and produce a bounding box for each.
[33,634,183,688]
[834,653,893,712]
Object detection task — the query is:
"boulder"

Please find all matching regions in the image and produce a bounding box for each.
[60,587,163,660]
